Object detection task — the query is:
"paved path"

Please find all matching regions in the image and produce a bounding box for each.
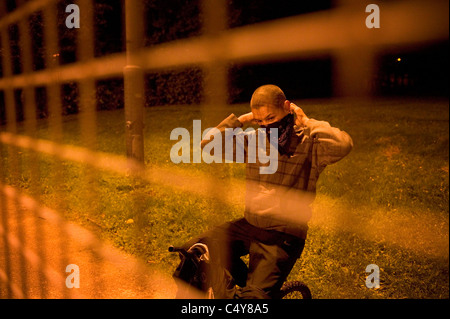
[0,186,177,299]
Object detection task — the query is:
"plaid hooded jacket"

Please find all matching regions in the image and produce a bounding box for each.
[201,112,353,239]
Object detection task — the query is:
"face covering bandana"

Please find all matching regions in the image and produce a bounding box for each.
[260,113,294,155]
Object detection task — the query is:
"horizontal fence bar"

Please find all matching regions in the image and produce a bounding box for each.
[224,1,449,64]
[0,0,447,90]
[0,131,140,173]
[0,53,126,89]
[0,131,245,202]
[0,0,57,30]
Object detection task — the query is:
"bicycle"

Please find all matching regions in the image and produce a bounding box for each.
[169,243,312,299]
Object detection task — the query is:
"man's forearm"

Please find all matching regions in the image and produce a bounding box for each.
[237,112,254,126]
[306,119,353,164]
[200,113,243,149]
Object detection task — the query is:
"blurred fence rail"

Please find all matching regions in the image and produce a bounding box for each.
[1,1,448,91]
[0,0,448,298]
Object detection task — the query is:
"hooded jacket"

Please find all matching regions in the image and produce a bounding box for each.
[201,112,353,239]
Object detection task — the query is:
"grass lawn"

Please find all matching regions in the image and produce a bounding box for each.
[1,97,448,298]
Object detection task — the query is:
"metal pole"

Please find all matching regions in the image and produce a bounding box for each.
[332,1,376,98]
[124,0,145,167]
[200,0,230,227]
[201,0,227,124]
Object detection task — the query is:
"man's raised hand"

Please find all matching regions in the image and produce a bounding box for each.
[238,112,255,126]
[290,103,309,127]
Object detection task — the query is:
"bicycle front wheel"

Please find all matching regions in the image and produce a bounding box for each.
[279,281,312,299]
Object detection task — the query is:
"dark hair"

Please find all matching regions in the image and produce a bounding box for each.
[250,84,286,109]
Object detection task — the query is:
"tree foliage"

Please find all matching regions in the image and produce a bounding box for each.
[1,0,338,124]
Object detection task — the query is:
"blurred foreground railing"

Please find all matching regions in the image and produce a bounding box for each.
[0,0,448,298]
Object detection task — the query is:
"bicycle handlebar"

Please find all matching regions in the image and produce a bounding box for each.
[168,245,190,257]
[169,245,184,252]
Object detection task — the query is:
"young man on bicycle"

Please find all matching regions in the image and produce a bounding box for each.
[180,84,353,299]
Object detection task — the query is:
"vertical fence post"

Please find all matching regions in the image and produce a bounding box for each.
[201,0,228,124]
[333,1,376,98]
[200,0,231,226]
[0,1,18,298]
[124,0,145,168]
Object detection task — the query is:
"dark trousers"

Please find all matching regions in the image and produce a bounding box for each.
[183,218,305,299]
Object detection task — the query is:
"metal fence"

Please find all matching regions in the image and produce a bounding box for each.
[0,0,448,298]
